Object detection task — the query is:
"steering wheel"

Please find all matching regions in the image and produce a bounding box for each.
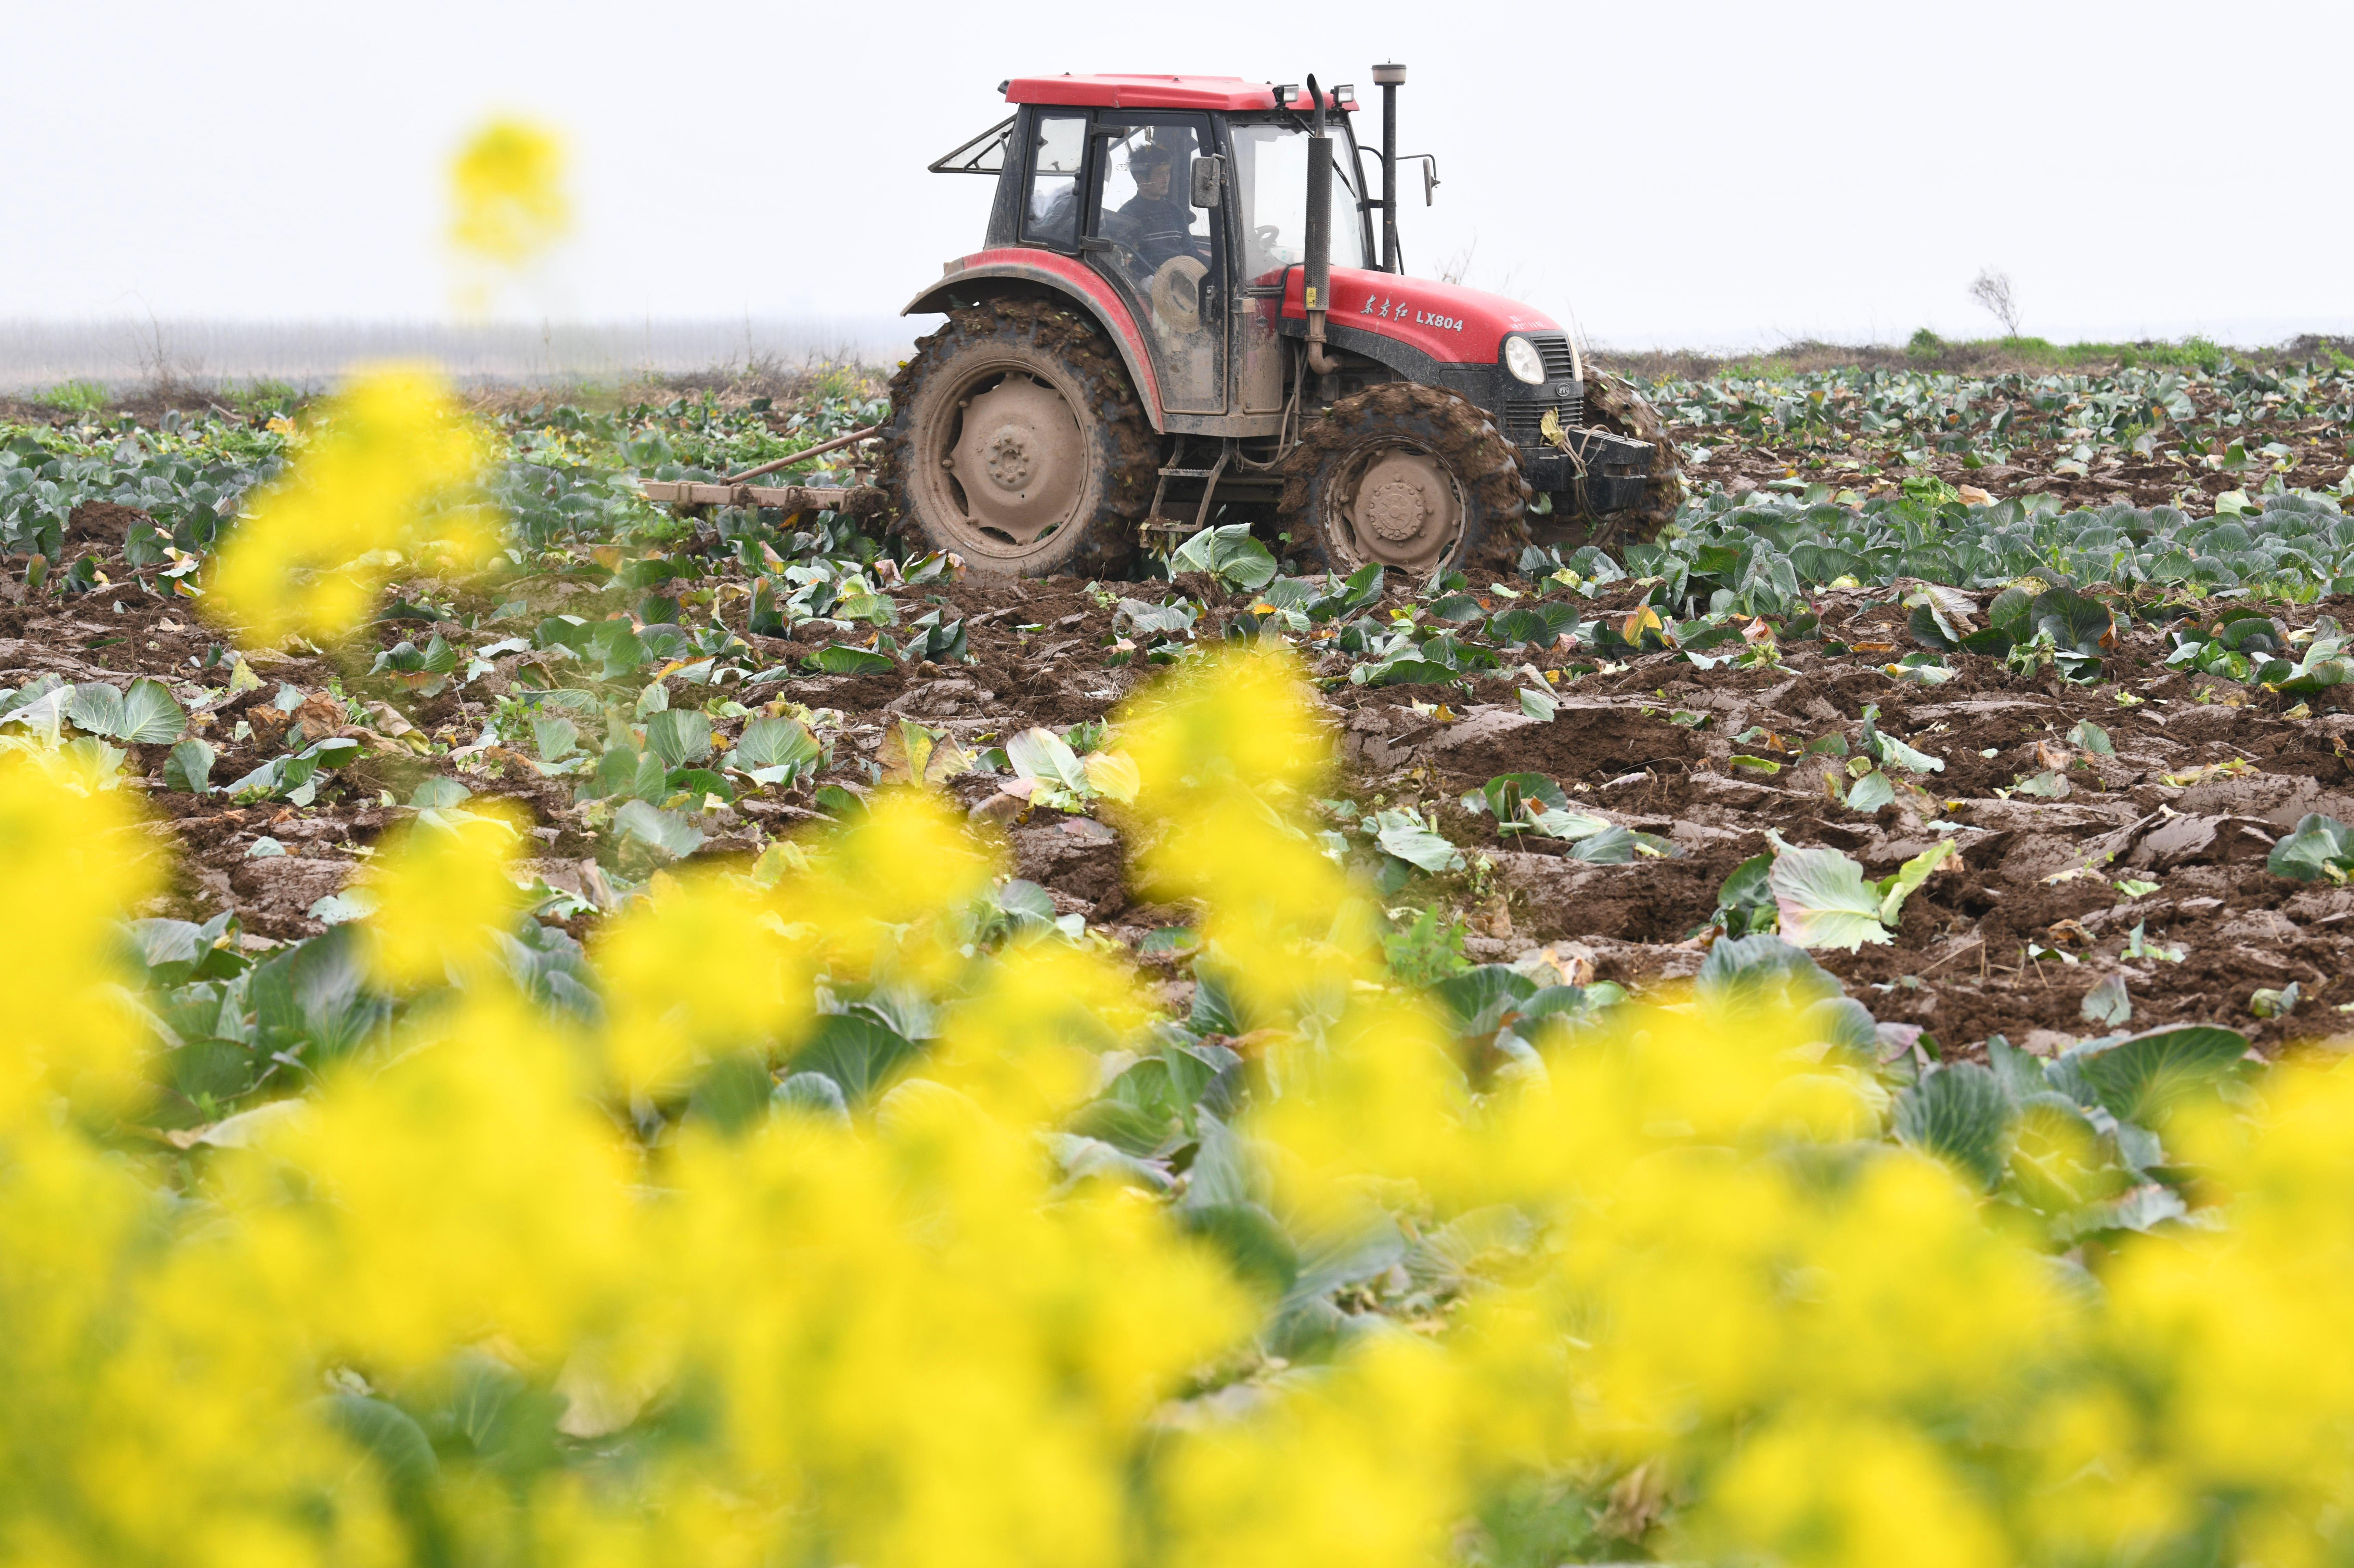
[1151,256,1208,335]
[1253,224,1282,250]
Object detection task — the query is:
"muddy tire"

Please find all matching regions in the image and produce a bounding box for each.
[1579,369,1686,541]
[881,298,1159,579]
[1279,383,1530,576]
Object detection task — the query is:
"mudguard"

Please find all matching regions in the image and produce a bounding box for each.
[903,250,1167,431]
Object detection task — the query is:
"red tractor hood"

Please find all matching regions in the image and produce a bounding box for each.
[1279,267,1561,365]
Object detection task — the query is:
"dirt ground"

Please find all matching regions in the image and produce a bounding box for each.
[1671,390,2353,514]
[1607,335,2354,382]
[8,502,2346,1063]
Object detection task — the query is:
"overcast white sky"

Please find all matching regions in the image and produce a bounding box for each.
[4,0,2348,351]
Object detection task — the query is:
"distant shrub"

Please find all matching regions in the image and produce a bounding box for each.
[37,380,108,415]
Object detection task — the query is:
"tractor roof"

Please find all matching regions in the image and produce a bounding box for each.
[1002,75,1356,113]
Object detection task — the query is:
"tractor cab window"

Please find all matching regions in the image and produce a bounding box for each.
[1089,124,1214,288]
[1230,120,1368,283]
[1083,118,1225,415]
[1023,110,1088,248]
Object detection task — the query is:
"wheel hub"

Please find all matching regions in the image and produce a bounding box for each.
[980,429,1035,491]
[1361,478,1428,541]
[944,375,1085,546]
[1342,449,1461,569]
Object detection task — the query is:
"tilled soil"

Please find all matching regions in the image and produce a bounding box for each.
[1673,383,2350,514]
[9,541,2344,1064]
[1405,635,2354,1053]
[9,497,2347,1061]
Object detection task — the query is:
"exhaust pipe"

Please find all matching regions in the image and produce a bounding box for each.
[1374,62,1403,273]
[1302,73,1338,377]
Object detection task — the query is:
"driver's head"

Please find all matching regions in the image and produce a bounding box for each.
[1130,143,1174,197]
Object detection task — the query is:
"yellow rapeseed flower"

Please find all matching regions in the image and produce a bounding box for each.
[779,787,997,988]
[0,753,158,1126]
[595,869,811,1095]
[10,638,2354,1568]
[448,118,570,269]
[931,936,1144,1120]
[206,366,493,646]
[248,989,643,1369]
[1692,1410,2007,1568]
[359,804,528,989]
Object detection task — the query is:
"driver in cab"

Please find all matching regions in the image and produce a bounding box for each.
[1117,143,1201,274]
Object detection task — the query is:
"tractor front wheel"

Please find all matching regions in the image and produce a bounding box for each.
[881,299,1157,578]
[1281,383,1530,576]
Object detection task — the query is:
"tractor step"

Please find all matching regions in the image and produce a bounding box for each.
[1142,436,1237,539]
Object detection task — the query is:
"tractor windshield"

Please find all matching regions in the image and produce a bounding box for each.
[1229,119,1368,282]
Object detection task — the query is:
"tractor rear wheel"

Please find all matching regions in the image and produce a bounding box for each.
[1281,383,1531,576]
[1579,369,1686,540]
[881,299,1157,578]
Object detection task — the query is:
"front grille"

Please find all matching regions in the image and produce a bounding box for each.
[1503,395,1585,449]
[1531,334,1577,380]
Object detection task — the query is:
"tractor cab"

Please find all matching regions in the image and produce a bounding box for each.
[891,71,1676,578]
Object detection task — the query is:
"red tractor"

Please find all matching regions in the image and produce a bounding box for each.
[887,68,1681,579]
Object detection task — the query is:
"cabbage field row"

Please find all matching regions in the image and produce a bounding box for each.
[2,348,2353,1567]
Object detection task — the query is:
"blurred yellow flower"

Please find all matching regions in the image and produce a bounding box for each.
[1692,1410,2006,1568]
[0,753,157,1126]
[780,787,997,987]
[595,869,811,1094]
[360,804,527,988]
[448,118,570,269]
[251,989,642,1369]
[932,937,1143,1119]
[6,640,2354,1568]
[206,365,493,646]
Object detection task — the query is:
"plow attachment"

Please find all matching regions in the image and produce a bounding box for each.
[638,422,888,517]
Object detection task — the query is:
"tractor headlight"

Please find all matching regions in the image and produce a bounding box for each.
[1502,335,1545,386]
